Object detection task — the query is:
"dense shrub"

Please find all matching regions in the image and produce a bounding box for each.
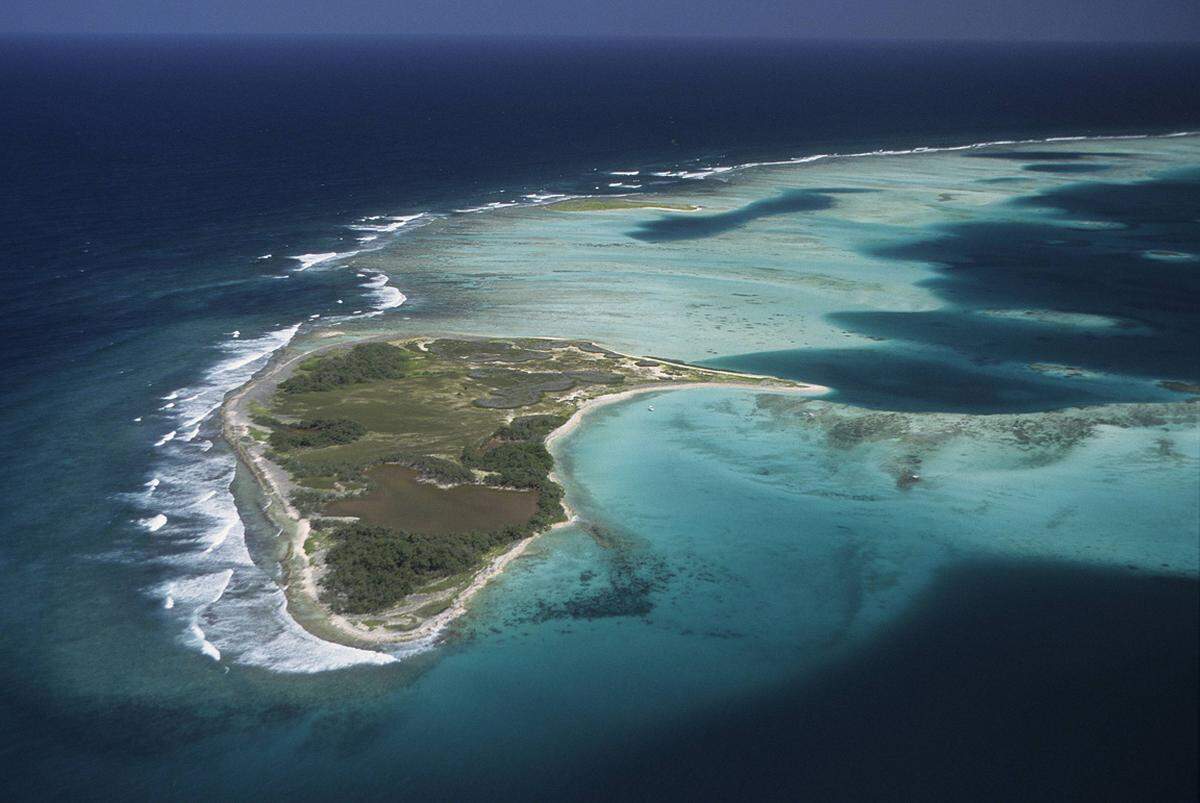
[251,412,283,428]
[321,523,521,614]
[277,456,367,483]
[463,441,553,488]
[290,489,331,517]
[494,414,567,442]
[269,418,366,451]
[280,343,409,394]
[317,414,569,614]
[405,456,476,485]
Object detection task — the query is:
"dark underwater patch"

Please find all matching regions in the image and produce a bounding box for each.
[1013,166,1200,221]
[702,347,1152,413]
[827,309,1196,384]
[1022,162,1112,173]
[588,561,1199,801]
[710,171,1200,411]
[628,189,854,242]
[881,173,1200,333]
[520,535,674,623]
[795,171,1199,412]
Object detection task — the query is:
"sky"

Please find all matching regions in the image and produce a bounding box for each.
[1,0,1198,41]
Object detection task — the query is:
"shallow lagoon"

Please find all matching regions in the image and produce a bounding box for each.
[21,385,1193,798]
[4,36,1200,800]
[361,135,1199,388]
[164,132,1200,693]
[344,384,1197,797]
[6,133,1199,799]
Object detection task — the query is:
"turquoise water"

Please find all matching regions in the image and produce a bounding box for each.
[31,383,1187,798]
[368,134,1199,372]
[389,387,1200,796]
[3,41,1198,796]
[95,132,1196,678]
[10,379,1193,797]
[52,136,1198,799]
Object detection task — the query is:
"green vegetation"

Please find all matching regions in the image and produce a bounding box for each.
[251,336,745,620]
[322,416,567,614]
[464,441,554,488]
[277,446,403,484]
[323,522,535,613]
[268,418,366,451]
[280,342,409,394]
[471,369,623,409]
[413,598,453,618]
[404,455,476,485]
[297,476,338,490]
[290,488,331,517]
[426,338,549,362]
[495,414,568,442]
[324,523,482,613]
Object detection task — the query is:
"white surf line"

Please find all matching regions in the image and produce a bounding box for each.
[726,130,1200,173]
[358,272,407,318]
[138,513,168,533]
[443,131,1199,228]
[189,570,233,661]
[626,130,1200,186]
[289,251,359,271]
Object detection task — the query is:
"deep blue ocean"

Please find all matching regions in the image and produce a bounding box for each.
[1,37,1197,800]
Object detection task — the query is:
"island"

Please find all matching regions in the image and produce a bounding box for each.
[222,335,822,647]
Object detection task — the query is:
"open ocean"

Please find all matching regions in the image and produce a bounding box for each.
[1,37,1197,800]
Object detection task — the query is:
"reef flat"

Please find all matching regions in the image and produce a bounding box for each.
[222,335,818,647]
[546,197,702,212]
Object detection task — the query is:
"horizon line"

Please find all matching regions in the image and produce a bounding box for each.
[2,31,1199,46]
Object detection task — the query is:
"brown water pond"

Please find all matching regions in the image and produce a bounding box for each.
[326,465,537,534]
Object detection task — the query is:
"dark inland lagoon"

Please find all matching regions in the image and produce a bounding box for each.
[0,36,1197,801]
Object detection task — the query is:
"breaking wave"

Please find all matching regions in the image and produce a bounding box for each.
[127,128,1194,675]
[358,272,407,317]
[138,513,167,533]
[132,323,396,672]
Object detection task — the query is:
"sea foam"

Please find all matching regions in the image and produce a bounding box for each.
[358,272,407,317]
[454,200,520,214]
[138,513,168,533]
[136,323,395,671]
[289,252,358,271]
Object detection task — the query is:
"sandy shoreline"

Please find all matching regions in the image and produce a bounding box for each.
[221,333,828,653]
[544,381,829,527]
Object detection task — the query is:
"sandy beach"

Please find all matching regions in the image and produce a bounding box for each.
[221,333,828,651]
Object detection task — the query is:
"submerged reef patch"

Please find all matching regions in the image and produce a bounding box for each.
[711,169,1200,411]
[627,189,870,242]
[1022,162,1112,173]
